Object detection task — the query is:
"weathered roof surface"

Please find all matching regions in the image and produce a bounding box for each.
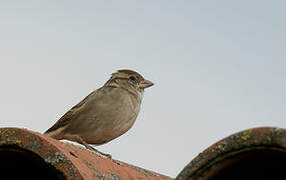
[0,127,173,180]
[2,126,286,179]
[176,127,286,180]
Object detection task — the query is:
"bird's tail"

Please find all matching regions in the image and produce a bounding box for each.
[43,127,66,140]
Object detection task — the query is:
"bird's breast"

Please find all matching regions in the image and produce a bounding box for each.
[76,87,142,145]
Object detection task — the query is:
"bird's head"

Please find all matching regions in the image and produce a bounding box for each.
[105,69,154,93]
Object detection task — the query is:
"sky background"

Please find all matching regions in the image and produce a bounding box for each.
[1,1,286,177]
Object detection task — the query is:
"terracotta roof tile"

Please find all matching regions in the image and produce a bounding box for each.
[0,127,173,180]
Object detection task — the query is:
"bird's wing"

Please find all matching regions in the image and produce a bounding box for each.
[44,90,97,134]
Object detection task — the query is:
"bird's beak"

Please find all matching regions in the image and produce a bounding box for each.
[139,79,154,89]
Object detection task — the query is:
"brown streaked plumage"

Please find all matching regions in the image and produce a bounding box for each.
[44,69,153,158]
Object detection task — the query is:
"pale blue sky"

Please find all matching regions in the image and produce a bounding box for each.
[1,1,286,177]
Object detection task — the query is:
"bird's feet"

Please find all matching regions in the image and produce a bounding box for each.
[75,135,112,159]
[86,145,112,159]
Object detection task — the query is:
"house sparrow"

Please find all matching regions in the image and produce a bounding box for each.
[44,69,153,158]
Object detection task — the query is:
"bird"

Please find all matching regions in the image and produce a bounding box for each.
[44,69,153,158]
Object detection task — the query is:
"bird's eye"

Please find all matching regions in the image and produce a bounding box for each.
[129,76,136,82]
